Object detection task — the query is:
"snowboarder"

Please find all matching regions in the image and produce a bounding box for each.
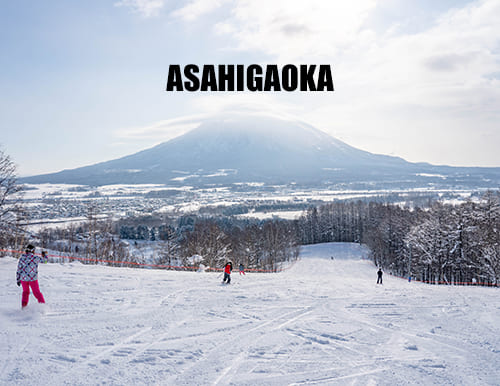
[377,268,383,284]
[222,261,233,284]
[16,245,48,308]
[239,263,245,275]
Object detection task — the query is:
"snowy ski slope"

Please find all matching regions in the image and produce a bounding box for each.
[1,243,499,385]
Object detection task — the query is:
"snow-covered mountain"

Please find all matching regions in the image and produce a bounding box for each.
[22,114,500,188]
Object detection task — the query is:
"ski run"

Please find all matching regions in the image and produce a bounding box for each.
[1,243,499,385]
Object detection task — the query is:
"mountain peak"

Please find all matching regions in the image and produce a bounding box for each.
[21,113,500,188]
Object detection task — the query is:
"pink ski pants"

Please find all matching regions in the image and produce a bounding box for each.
[21,280,45,307]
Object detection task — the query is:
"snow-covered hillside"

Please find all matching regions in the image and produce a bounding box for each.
[1,243,499,385]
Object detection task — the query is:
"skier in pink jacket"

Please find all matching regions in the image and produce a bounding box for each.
[16,245,48,308]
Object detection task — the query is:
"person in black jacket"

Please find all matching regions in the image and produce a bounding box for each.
[377,268,383,284]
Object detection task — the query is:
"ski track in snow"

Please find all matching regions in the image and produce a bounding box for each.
[1,242,499,385]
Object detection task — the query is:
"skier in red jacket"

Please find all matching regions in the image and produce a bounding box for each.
[222,261,233,284]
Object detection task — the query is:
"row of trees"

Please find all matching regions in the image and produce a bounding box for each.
[177,218,299,271]
[34,212,299,271]
[36,212,131,266]
[405,193,499,285]
[296,192,500,285]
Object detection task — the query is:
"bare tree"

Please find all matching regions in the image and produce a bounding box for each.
[85,202,98,260]
[180,219,231,268]
[0,148,23,249]
[157,224,178,267]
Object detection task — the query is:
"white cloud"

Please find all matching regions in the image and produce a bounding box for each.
[115,116,204,142]
[115,0,500,166]
[214,0,378,62]
[171,0,230,21]
[114,103,307,144]
[205,0,500,166]
[190,93,301,117]
[114,0,165,17]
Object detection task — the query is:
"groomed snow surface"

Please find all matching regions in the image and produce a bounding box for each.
[1,243,499,385]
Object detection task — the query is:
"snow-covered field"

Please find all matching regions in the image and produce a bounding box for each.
[237,210,304,221]
[21,182,482,228]
[1,243,499,385]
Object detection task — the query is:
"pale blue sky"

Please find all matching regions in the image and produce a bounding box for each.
[1,0,499,176]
